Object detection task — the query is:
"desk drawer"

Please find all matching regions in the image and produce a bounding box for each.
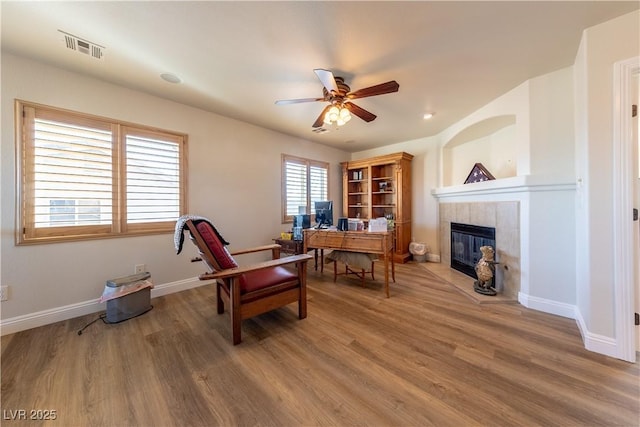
[305,230,390,253]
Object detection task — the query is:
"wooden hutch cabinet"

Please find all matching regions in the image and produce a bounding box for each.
[341,152,413,263]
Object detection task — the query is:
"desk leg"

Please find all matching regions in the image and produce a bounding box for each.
[313,249,318,271]
[384,254,390,298]
[391,251,395,283]
[311,249,325,272]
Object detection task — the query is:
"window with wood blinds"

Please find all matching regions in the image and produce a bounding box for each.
[16,100,187,244]
[281,154,329,223]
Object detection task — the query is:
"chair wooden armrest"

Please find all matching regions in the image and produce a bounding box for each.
[230,244,282,256]
[199,253,311,280]
[191,244,283,263]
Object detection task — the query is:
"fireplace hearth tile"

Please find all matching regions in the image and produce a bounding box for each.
[420,262,518,305]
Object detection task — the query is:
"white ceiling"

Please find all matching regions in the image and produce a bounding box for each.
[2,1,638,152]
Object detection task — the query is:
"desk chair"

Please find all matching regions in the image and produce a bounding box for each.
[179,218,311,345]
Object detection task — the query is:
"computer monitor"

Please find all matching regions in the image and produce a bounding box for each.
[314,200,333,229]
[293,214,311,229]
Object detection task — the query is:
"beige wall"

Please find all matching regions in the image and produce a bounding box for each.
[0,53,348,326]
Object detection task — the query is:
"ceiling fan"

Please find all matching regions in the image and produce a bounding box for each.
[275,69,399,128]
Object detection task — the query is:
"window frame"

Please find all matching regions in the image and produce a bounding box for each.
[281,154,330,224]
[15,100,188,244]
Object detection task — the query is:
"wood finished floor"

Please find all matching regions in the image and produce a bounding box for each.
[1,262,639,427]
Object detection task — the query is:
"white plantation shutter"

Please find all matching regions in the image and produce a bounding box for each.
[125,132,181,224]
[18,101,187,243]
[282,155,329,222]
[284,160,307,217]
[309,164,328,214]
[32,117,113,228]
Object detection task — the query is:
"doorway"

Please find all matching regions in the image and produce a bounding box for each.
[633,72,639,353]
[613,57,639,362]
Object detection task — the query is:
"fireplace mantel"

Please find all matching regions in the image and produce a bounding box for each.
[432,175,575,200]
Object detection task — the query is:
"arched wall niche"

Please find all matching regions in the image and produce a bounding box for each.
[442,114,517,186]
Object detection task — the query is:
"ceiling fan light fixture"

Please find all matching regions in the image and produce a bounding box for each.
[325,105,352,126]
[340,107,352,122]
[324,105,340,124]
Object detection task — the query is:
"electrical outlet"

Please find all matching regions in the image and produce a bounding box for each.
[134,264,146,274]
[0,286,9,302]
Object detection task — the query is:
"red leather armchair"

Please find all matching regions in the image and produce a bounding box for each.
[181,218,311,345]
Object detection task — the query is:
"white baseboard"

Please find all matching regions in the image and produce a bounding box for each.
[520,293,623,360]
[518,291,576,319]
[0,277,207,336]
[426,253,441,263]
[574,307,621,360]
[150,277,211,299]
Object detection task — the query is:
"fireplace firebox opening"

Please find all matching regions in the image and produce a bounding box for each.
[450,223,496,279]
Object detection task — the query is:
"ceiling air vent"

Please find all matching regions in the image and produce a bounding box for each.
[312,127,329,134]
[58,30,105,60]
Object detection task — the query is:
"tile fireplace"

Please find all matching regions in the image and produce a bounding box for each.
[439,201,520,299]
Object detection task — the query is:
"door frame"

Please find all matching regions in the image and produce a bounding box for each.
[613,56,639,362]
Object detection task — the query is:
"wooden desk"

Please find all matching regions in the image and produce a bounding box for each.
[303,228,395,297]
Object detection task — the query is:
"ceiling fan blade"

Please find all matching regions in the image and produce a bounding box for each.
[347,81,399,99]
[275,97,324,105]
[344,102,377,122]
[312,105,332,128]
[314,68,339,95]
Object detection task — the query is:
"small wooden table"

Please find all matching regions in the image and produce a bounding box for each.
[274,237,324,267]
[303,228,395,297]
[273,238,304,256]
